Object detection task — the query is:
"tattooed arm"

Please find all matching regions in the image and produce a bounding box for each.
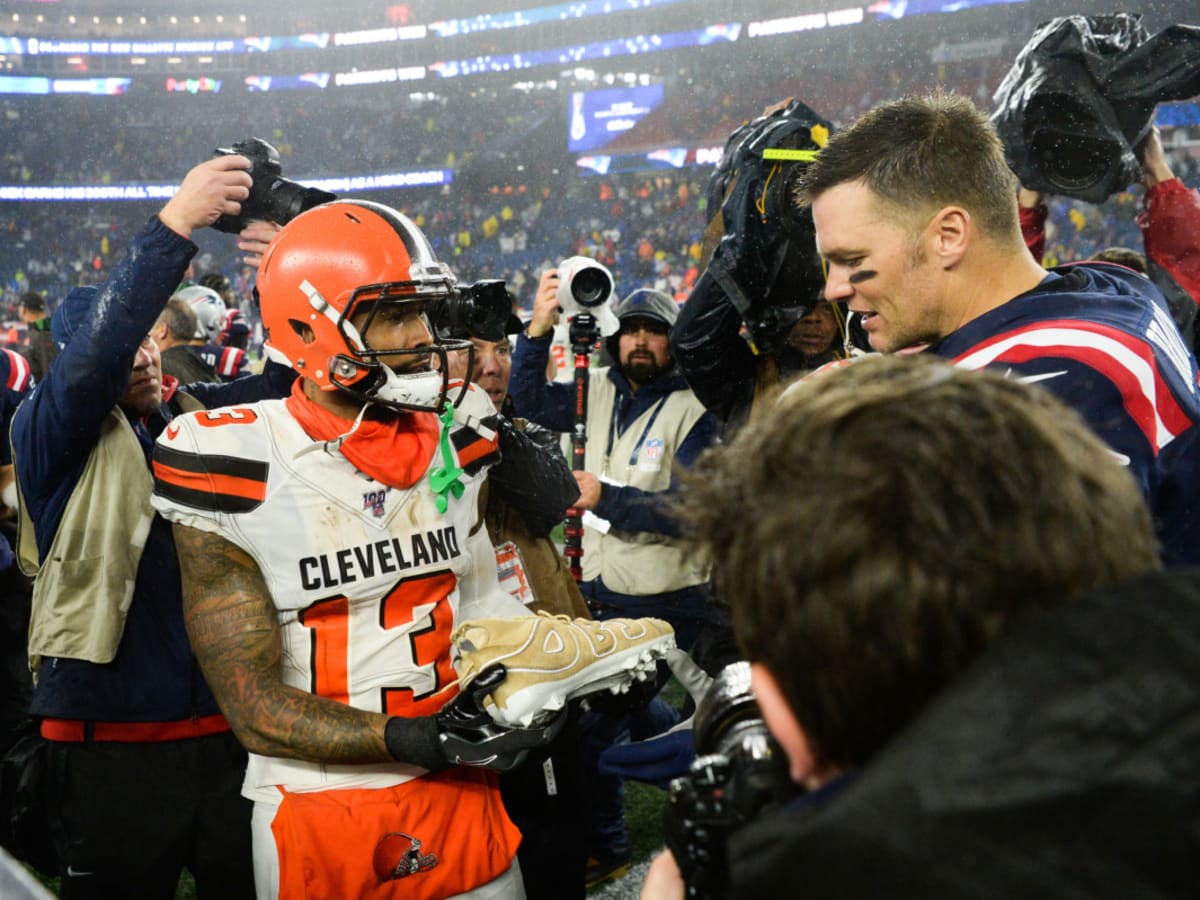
[173,524,552,771]
[173,522,396,763]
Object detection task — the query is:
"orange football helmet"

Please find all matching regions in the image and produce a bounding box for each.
[256,199,471,413]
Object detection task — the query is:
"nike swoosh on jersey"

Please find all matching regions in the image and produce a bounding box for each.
[1012,369,1068,385]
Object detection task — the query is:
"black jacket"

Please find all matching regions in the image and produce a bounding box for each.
[729,568,1200,898]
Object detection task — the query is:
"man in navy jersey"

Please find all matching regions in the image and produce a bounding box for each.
[799,91,1200,565]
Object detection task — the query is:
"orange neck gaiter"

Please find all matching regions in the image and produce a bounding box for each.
[285,380,439,490]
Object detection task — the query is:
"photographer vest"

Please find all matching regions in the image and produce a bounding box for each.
[15,395,203,672]
[581,368,710,595]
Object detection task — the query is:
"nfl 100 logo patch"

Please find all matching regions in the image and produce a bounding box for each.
[639,438,664,472]
[363,488,389,518]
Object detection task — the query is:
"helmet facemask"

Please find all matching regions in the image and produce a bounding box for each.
[303,279,472,414]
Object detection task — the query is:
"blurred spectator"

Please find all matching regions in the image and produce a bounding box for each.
[16,293,55,384]
[197,271,236,309]
[775,301,847,374]
[151,294,214,384]
[177,284,251,381]
[219,307,251,352]
[0,346,33,773]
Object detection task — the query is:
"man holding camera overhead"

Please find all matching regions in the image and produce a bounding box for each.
[510,264,718,883]
[11,154,292,898]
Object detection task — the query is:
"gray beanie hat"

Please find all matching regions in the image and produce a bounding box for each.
[605,288,680,366]
[613,289,678,329]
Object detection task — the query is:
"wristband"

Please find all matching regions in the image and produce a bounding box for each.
[384,715,448,771]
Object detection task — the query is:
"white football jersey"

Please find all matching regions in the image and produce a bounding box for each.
[152,392,527,800]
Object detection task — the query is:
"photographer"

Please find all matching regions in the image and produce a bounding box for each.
[10,154,295,898]
[644,355,1200,898]
[510,266,718,883]
[671,98,837,439]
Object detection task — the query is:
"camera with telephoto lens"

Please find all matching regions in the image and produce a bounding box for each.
[665,662,798,900]
[212,137,336,234]
[430,280,513,343]
[556,256,614,318]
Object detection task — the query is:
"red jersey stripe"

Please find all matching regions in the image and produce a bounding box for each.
[953,320,1193,452]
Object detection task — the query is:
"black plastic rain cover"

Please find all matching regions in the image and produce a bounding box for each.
[993,14,1200,203]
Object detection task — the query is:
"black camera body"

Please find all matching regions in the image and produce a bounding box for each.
[431,280,514,343]
[665,662,798,900]
[212,137,336,233]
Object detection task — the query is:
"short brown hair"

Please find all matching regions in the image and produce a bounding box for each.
[678,355,1157,770]
[797,91,1019,239]
[19,291,46,314]
[158,296,200,342]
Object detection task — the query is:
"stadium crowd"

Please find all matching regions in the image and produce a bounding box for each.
[4,147,1197,362]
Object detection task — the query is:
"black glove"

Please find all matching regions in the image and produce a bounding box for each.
[437,665,567,771]
[384,665,567,774]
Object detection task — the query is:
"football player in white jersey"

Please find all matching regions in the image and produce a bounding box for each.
[152,200,561,900]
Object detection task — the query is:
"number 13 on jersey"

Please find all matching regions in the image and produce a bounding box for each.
[298,570,459,718]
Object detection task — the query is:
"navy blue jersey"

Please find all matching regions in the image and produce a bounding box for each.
[194,341,250,381]
[935,263,1200,566]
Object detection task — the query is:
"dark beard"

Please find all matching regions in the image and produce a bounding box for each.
[622,356,665,384]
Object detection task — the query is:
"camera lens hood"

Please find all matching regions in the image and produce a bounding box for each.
[693,661,768,760]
